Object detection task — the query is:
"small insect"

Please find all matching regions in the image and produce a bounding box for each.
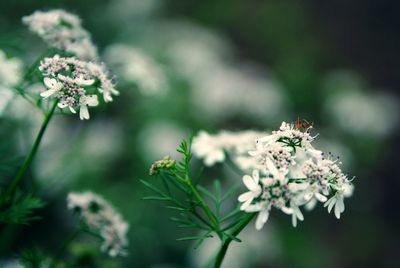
[293,118,313,131]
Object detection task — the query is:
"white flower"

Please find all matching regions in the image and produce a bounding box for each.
[23,9,98,60]
[79,95,99,120]
[86,62,119,102]
[104,44,168,96]
[41,77,63,98]
[254,205,271,230]
[284,201,304,227]
[236,122,354,229]
[0,50,23,87]
[38,54,117,120]
[192,131,226,166]
[238,170,262,210]
[192,130,266,168]
[67,191,129,257]
[324,192,345,219]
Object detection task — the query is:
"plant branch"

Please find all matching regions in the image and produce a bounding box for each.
[1,101,58,205]
[213,213,256,268]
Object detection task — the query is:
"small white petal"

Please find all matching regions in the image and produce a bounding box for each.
[292,214,297,227]
[255,210,269,230]
[58,102,68,109]
[79,104,89,120]
[304,192,313,201]
[238,192,253,203]
[334,202,341,219]
[243,175,258,192]
[315,193,328,202]
[40,89,56,98]
[252,170,260,184]
[69,106,77,114]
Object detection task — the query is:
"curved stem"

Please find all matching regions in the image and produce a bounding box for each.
[213,213,256,268]
[1,101,58,204]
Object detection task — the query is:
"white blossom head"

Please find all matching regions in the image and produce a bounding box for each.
[237,122,354,229]
[67,191,129,257]
[22,9,98,60]
[38,54,119,120]
[104,44,168,96]
[0,50,23,87]
[192,130,266,168]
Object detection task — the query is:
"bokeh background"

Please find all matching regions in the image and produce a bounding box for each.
[1,0,400,267]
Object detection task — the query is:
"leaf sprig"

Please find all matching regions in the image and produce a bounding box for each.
[142,138,246,248]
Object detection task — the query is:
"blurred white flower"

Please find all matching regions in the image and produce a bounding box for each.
[0,50,23,87]
[192,130,266,168]
[192,131,226,167]
[104,44,168,96]
[164,22,231,81]
[23,9,98,60]
[190,66,286,123]
[0,50,23,115]
[323,71,399,138]
[67,191,129,257]
[326,90,399,137]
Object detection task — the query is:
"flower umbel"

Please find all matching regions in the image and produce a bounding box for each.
[237,122,354,229]
[67,191,129,257]
[38,54,118,120]
[22,9,98,60]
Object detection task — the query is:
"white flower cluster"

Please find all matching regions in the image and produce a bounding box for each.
[67,191,129,257]
[38,54,119,120]
[238,122,354,229]
[104,44,168,96]
[0,50,23,115]
[192,130,266,168]
[22,9,98,60]
[0,50,23,87]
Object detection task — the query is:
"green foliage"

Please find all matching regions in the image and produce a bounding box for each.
[142,138,246,248]
[18,247,49,268]
[0,191,45,225]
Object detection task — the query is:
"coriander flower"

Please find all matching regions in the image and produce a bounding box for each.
[67,191,129,257]
[238,122,354,229]
[0,50,23,87]
[38,54,118,120]
[104,44,168,96]
[23,9,98,60]
[238,170,262,210]
[192,131,226,166]
[192,130,266,168]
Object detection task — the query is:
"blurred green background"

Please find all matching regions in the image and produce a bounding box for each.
[1,0,399,267]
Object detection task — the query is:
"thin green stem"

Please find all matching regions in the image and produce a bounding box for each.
[213,213,256,268]
[1,101,58,204]
[185,180,222,237]
[12,48,57,109]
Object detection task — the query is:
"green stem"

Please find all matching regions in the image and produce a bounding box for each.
[1,101,58,204]
[185,180,221,237]
[213,213,256,268]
